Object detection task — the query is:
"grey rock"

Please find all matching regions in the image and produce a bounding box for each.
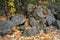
[29,17,43,30]
[42,19,46,24]
[29,17,39,26]
[44,27,50,34]
[44,26,56,34]
[32,5,43,20]
[27,27,39,36]
[23,27,39,36]
[11,14,25,25]
[23,29,28,36]
[35,5,43,18]
[46,14,56,25]
[56,20,60,30]
[0,20,15,34]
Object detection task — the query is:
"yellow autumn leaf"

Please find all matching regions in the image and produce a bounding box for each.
[9,7,16,13]
[8,1,14,7]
